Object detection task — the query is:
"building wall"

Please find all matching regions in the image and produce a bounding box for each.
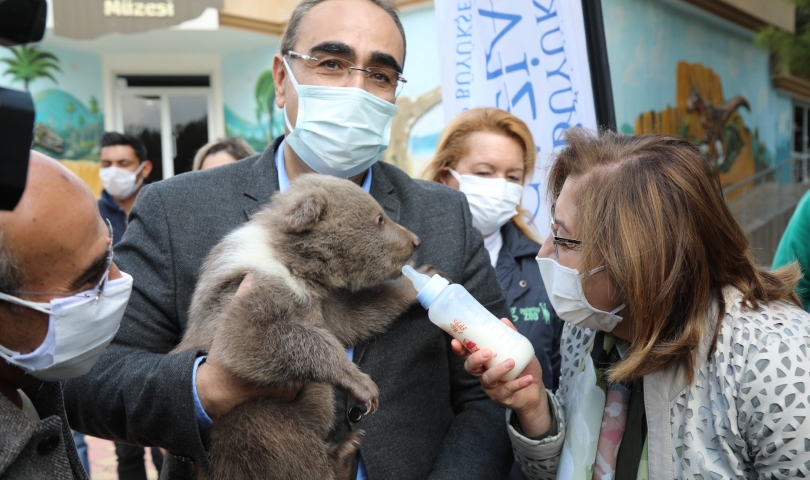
[388,0,797,186]
[219,0,434,28]
[222,42,280,153]
[0,43,105,161]
[2,0,794,188]
[722,0,795,32]
[221,0,298,23]
[400,4,442,98]
[604,0,793,186]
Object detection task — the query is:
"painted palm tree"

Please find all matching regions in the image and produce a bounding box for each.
[254,70,276,141]
[89,96,100,115]
[65,102,77,154]
[1,45,62,91]
[88,95,101,151]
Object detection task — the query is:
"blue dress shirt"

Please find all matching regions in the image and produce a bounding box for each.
[192,139,371,479]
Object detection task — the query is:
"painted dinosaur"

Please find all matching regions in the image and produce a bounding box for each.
[686,88,750,171]
[33,123,65,155]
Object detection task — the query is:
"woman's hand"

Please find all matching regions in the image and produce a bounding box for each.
[451,318,553,437]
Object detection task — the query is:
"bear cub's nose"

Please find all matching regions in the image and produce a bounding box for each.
[412,237,422,250]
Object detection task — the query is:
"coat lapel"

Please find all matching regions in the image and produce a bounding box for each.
[369,163,400,224]
[496,222,542,305]
[353,163,400,366]
[242,136,283,221]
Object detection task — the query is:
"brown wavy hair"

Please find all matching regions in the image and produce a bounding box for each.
[422,107,540,242]
[549,128,801,384]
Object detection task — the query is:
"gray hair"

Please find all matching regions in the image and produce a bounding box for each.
[280,0,407,67]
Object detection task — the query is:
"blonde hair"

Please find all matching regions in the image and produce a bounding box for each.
[549,128,801,384]
[422,107,539,242]
[192,137,256,171]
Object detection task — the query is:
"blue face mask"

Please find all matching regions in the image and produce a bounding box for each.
[282,58,398,178]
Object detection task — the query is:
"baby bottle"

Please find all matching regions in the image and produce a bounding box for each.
[402,265,535,381]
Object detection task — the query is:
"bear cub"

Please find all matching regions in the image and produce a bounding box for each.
[173,174,433,480]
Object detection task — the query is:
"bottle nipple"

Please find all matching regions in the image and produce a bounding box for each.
[402,264,450,309]
[402,265,429,291]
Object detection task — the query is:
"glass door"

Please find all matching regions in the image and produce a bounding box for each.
[119,94,164,179]
[116,81,212,180]
[169,95,209,176]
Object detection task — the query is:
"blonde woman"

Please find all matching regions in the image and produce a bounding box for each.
[455,128,810,479]
[424,108,564,479]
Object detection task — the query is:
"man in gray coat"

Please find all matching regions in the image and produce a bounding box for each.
[0,152,129,479]
[65,0,514,478]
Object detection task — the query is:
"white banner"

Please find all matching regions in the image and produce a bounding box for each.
[435,0,598,236]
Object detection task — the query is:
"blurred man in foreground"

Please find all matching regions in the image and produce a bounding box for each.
[0,152,131,479]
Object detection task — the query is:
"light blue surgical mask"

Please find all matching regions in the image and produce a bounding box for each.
[283,57,398,178]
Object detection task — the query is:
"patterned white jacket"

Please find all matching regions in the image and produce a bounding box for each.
[507,287,810,479]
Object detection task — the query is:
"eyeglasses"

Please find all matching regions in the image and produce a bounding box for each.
[5,219,115,303]
[286,50,407,97]
[549,209,581,260]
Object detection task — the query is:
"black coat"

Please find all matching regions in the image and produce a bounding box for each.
[494,221,563,391]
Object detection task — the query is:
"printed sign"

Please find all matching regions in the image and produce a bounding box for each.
[104,1,175,18]
[53,0,223,39]
[435,0,599,235]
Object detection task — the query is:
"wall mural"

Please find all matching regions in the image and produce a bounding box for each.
[633,62,771,188]
[224,68,282,153]
[1,45,104,161]
[383,87,442,178]
[222,46,285,154]
[2,45,62,90]
[34,89,104,159]
[225,70,284,152]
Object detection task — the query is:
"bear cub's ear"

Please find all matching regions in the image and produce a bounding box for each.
[284,191,328,233]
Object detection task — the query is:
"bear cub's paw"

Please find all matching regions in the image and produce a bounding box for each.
[328,430,366,480]
[341,370,380,415]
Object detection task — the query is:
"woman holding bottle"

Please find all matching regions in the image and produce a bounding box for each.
[455,128,810,479]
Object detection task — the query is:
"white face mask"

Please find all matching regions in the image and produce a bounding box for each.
[449,168,524,236]
[100,162,145,200]
[283,58,398,178]
[536,257,625,332]
[0,272,133,381]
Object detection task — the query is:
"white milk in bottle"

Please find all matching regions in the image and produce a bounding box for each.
[402,265,534,381]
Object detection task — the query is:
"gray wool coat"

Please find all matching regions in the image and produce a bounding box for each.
[0,382,88,479]
[64,137,514,479]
